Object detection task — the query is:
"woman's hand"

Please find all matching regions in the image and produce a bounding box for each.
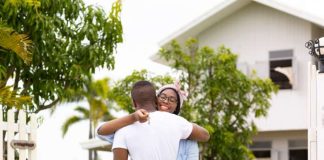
[133,109,149,123]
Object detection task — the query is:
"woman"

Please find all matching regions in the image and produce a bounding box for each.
[156,82,199,160]
[97,81,202,160]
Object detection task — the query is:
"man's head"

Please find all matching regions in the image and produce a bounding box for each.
[131,80,158,110]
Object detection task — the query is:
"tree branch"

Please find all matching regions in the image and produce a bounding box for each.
[13,68,20,91]
[35,98,60,113]
[21,78,31,95]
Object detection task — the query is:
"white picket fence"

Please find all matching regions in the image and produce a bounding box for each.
[308,62,324,160]
[0,109,37,160]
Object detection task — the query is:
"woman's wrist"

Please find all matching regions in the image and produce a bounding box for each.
[131,112,139,122]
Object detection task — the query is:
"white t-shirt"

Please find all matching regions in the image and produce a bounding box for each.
[112,111,193,160]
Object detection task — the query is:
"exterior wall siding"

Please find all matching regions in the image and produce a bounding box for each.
[197,2,317,131]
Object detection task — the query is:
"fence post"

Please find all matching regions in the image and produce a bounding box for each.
[7,109,15,160]
[29,113,37,160]
[18,110,27,160]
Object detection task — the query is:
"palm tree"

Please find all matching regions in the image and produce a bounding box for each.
[0,17,34,160]
[0,21,33,109]
[61,78,114,160]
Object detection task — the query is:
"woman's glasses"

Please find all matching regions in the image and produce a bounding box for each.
[158,94,177,104]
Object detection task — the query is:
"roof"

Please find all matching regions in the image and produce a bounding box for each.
[158,0,324,48]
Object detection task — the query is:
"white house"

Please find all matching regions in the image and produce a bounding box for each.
[151,0,324,160]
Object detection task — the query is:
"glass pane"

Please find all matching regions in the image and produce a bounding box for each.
[253,150,271,158]
[270,59,293,89]
[289,149,307,160]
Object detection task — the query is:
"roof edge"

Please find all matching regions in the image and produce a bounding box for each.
[158,0,251,47]
[256,0,324,28]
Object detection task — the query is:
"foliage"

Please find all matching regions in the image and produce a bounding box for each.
[159,38,278,160]
[61,78,115,160]
[61,78,114,137]
[0,0,123,113]
[0,23,33,110]
[0,86,31,110]
[110,70,173,113]
[0,1,35,110]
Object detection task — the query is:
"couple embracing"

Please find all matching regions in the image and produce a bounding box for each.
[97,80,210,160]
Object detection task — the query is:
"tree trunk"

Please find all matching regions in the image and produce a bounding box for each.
[89,119,93,160]
[89,150,93,160]
[94,150,98,160]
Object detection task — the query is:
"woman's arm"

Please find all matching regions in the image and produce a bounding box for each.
[188,123,210,142]
[113,148,129,160]
[97,109,149,135]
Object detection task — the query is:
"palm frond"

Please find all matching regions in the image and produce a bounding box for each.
[0,86,32,108]
[89,99,108,126]
[61,116,83,137]
[90,78,110,98]
[0,23,33,64]
[0,65,6,79]
[74,106,90,118]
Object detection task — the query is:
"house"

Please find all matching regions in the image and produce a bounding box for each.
[151,0,324,160]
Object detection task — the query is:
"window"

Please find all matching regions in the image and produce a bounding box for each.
[288,140,307,160]
[269,50,294,89]
[250,141,272,160]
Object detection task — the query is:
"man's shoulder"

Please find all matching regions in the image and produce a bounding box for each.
[151,111,188,122]
[151,111,176,116]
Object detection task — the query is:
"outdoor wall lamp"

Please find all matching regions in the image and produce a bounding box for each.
[305,37,324,73]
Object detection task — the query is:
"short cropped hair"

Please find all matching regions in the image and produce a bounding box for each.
[131,81,157,107]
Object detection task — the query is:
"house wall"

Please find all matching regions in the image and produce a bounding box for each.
[197,2,315,131]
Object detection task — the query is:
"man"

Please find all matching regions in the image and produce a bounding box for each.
[112,80,209,160]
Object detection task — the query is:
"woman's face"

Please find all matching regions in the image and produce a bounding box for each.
[157,89,178,113]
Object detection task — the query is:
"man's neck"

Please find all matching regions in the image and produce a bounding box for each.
[137,104,157,112]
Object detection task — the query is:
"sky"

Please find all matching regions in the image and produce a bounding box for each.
[36,0,324,160]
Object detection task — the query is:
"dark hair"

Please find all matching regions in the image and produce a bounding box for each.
[158,88,180,115]
[131,81,157,108]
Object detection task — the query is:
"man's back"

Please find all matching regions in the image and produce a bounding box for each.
[112,111,193,160]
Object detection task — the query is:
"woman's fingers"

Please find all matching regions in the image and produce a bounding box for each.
[136,109,149,123]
